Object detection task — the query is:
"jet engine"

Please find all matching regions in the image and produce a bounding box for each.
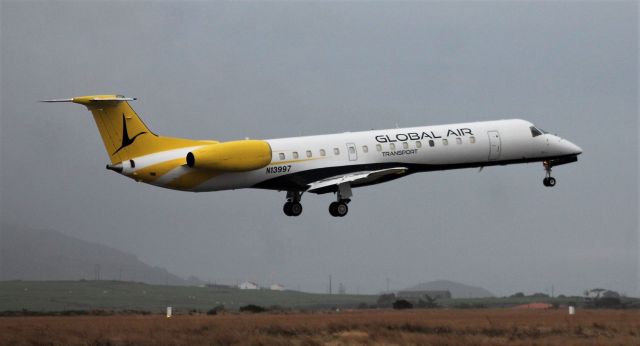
[186,140,272,172]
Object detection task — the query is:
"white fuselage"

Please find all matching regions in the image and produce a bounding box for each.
[147,119,580,192]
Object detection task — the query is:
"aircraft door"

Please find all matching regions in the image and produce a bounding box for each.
[346,143,358,161]
[488,131,501,160]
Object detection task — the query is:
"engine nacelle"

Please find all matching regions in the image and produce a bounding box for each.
[186,140,272,172]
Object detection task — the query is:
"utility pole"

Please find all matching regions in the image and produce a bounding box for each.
[329,275,332,295]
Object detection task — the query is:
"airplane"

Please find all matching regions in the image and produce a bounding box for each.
[44,95,582,217]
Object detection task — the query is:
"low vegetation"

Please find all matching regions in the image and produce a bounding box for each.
[1,309,639,345]
[2,281,638,315]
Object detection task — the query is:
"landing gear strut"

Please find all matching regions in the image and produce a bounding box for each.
[542,160,556,187]
[329,183,352,217]
[283,191,303,216]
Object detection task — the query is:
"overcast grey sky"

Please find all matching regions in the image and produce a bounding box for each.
[1,1,638,296]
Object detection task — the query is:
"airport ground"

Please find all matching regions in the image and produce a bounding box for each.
[1,309,639,346]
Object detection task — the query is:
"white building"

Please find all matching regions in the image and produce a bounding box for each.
[270,283,285,291]
[238,281,259,290]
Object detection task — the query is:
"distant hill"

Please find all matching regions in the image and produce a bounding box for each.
[0,224,203,286]
[403,280,494,298]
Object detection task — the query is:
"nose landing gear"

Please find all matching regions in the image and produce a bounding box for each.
[542,160,556,187]
[283,191,303,216]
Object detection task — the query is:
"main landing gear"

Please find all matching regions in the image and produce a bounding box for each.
[329,183,352,217]
[542,160,556,187]
[282,183,354,217]
[283,191,303,216]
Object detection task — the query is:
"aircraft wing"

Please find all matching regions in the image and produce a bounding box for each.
[307,167,408,194]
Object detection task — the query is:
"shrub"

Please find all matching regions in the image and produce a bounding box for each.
[593,297,623,309]
[392,299,413,310]
[240,304,267,313]
[207,304,225,315]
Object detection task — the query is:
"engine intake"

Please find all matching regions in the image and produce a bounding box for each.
[186,140,272,172]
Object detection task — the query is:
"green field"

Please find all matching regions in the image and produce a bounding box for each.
[1,281,636,313]
[0,281,377,313]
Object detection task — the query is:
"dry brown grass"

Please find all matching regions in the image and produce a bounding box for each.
[1,309,639,346]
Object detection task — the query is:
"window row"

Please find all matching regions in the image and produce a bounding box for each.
[278,148,338,161]
[276,136,476,161]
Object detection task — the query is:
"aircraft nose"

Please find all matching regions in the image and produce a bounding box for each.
[562,139,582,156]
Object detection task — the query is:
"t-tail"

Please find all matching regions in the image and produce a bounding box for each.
[42,95,203,164]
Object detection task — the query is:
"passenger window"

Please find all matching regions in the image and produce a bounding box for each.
[456,138,462,144]
[429,140,435,147]
[469,136,476,144]
[292,151,299,159]
[362,145,368,153]
[442,139,448,145]
[416,141,422,148]
[402,142,408,149]
[320,149,326,156]
[389,143,396,150]
[376,144,382,152]
[306,150,312,158]
[279,153,285,160]
[334,148,340,155]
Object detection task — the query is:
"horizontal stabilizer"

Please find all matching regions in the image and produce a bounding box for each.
[40,98,74,103]
[41,95,136,104]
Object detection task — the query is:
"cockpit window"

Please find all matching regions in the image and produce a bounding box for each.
[530,126,543,137]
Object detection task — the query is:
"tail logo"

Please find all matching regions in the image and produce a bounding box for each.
[113,113,147,155]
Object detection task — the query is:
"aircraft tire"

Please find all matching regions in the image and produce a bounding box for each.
[543,177,549,186]
[329,202,339,217]
[283,202,293,216]
[547,177,556,187]
[290,202,303,216]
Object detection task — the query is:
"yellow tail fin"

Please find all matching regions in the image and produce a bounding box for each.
[44,95,204,163]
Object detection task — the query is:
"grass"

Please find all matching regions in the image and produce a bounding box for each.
[1,309,639,345]
[0,280,377,312]
[1,280,636,313]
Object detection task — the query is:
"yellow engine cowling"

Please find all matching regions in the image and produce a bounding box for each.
[186,140,272,172]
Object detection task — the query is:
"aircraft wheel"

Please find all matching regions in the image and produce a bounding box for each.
[329,202,339,217]
[543,177,549,186]
[283,202,293,216]
[547,177,556,187]
[335,202,349,217]
[290,202,303,216]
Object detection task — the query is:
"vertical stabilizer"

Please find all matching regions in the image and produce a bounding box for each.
[43,95,203,163]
